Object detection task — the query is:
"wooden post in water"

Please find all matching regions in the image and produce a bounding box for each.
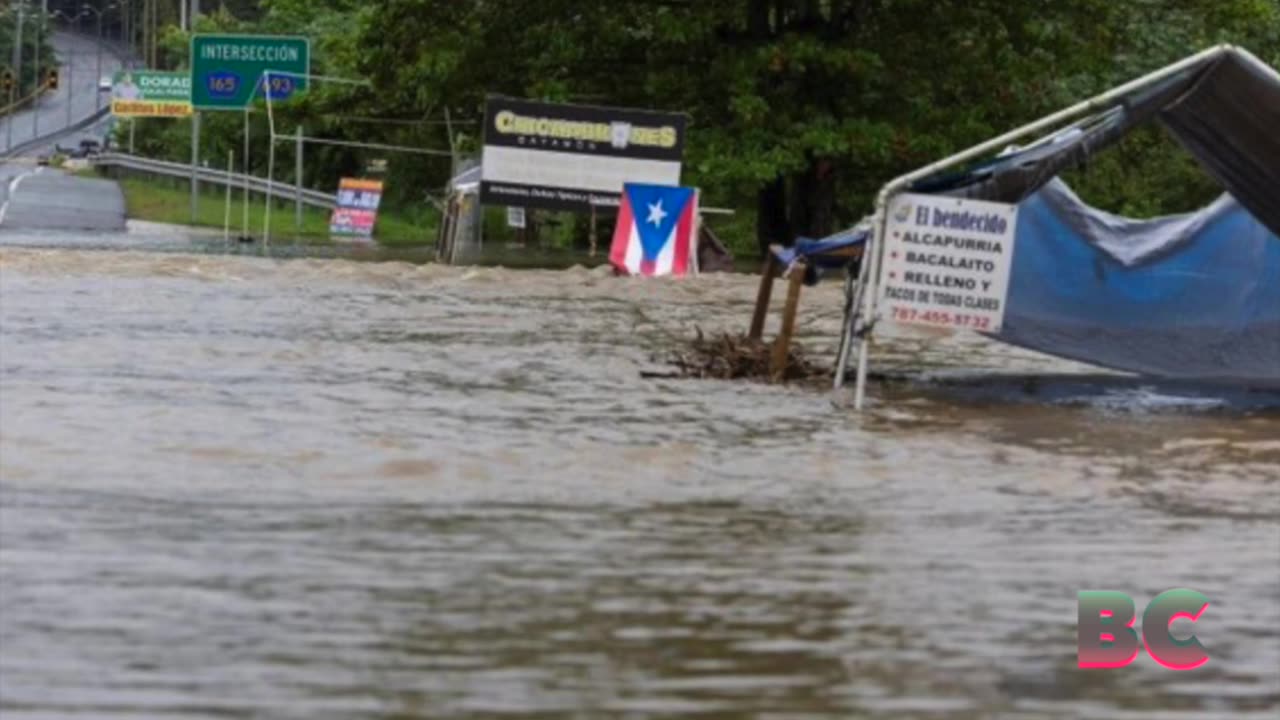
[770,259,806,382]
[589,204,598,256]
[749,252,778,340]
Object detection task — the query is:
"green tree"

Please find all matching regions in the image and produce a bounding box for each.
[118,0,1280,253]
[1064,0,1280,215]
[359,0,1125,252]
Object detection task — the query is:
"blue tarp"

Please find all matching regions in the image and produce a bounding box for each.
[995,180,1280,387]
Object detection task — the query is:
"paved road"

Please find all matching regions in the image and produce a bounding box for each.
[0,167,126,231]
[1,33,128,233]
[0,160,41,217]
[1,32,123,156]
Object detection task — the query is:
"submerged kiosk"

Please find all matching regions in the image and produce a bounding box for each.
[828,45,1280,409]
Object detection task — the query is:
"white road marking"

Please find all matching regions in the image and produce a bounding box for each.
[0,168,40,226]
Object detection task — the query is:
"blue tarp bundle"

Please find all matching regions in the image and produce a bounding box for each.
[771,228,868,285]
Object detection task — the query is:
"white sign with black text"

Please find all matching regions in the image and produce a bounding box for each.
[878,193,1018,334]
[480,96,687,213]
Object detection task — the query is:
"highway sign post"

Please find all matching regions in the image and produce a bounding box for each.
[190,34,310,110]
[188,33,310,228]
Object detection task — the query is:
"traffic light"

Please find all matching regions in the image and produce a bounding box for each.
[46,69,59,91]
[1,68,14,93]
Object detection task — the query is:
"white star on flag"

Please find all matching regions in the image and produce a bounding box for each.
[646,199,667,226]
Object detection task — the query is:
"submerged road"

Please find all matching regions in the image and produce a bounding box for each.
[0,167,126,231]
[0,232,1278,717]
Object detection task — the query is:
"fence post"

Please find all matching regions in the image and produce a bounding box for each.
[242,107,250,240]
[190,112,200,223]
[223,150,233,245]
[295,125,303,234]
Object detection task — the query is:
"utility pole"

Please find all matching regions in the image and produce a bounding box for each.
[12,1,24,96]
[150,0,157,68]
[8,1,24,152]
[108,1,131,61]
[120,0,128,58]
[140,0,150,68]
[68,10,85,129]
[33,0,46,137]
[84,3,105,111]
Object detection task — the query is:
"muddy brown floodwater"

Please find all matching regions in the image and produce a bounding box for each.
[1,241,1278,719]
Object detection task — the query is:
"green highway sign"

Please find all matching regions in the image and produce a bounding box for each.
[190,34,310,110]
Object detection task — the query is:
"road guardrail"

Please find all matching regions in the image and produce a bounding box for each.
[91,152,336,210]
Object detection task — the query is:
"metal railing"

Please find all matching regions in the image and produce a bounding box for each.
[91,152,336,210]
[0,104,110,161]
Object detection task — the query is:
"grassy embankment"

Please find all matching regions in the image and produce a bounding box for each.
[114,175,437,247]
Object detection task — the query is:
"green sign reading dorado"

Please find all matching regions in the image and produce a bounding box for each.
[190,34,310,110]
[111,70,192,117]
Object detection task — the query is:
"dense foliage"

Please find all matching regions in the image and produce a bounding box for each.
[111,0,1280,253]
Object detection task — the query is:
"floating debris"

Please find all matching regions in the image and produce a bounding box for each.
[648,327,828,384]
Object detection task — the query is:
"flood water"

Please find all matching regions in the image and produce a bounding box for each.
[1,231,1278,719]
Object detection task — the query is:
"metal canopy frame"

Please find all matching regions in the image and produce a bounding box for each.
[832,43,1266,411]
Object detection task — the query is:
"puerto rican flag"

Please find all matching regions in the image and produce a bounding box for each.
[609,183,699,276]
